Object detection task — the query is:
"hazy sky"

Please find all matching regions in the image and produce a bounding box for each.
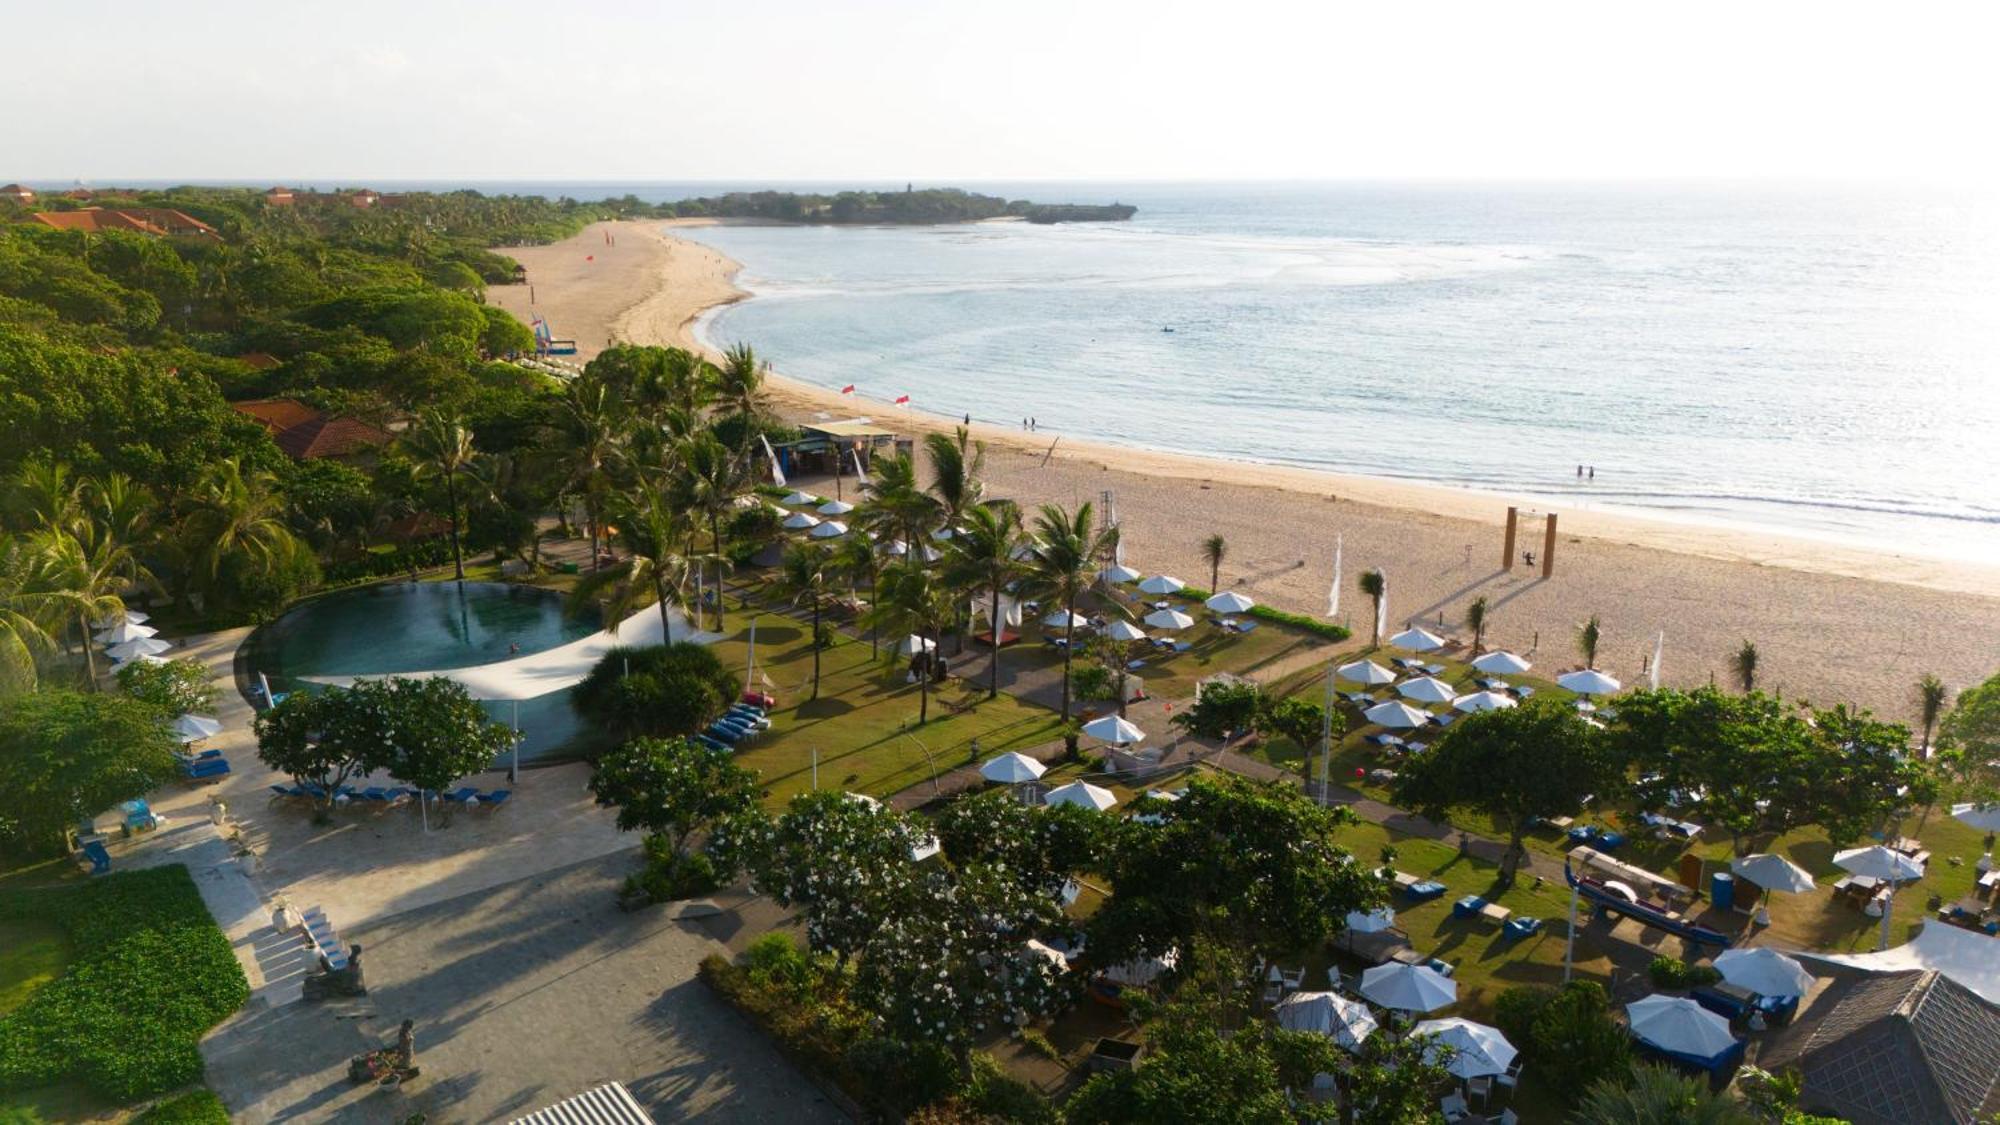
[8,0,1998,183]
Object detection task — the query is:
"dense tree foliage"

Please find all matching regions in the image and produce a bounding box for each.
[0,690,183,851]
[571,643,743,740]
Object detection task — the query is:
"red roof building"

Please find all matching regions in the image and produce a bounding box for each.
[231,399,392,460]
[0,184,34,205]
[264,186,295,207]
[24,207,219,239]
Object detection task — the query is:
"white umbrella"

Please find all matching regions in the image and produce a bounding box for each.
[1345,906,1397,933]
[1104,620,1148,643]
[107,637,171,661]
[1363,700,1432,729]
[1411,1018,1517,1078]
[1558,669,1622,695]
[1833,844,1923,882]
[1453,690,1518,714]
[930,526,960,541]
[781,511,821,530]
[780,490,819,507]
[1625,995,1737,1057]
[1397,676,1456,704]
[808,520,848,539]
[980,752,1045,785]
[1144,608,1195,631]
[1951,803,2000,832]
[1337,660,1397,686]
[816,499,854,516]
[884,539,910,557]
[170,714,223,743]
[1470,650,1531,675]
[896,634,937,656]
[1137,575,1185,595]
[1205,591,1256,614]
[1044,780,1118,811]
[1713,948,1814,1000]
[1103,564,1142,584]
[93,608,150,628]
[1730,853,1818,894]
[94,621,159,645]
[1024,939,1069,970]
[1082,714,1145,745]
[920,545,943,564]
[1388,626,1445,651]
[1044,609,1091,630]
[1276,992,1378,1051]
[1359,962,1457,1012]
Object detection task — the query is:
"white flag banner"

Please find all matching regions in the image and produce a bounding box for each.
[1650,630,1664,690]
[747,619,758,683]
[851,446,870,486]
[1374,577,1388,644]
[760,434,786,487]
[1328,534,1342,617]
[1113,523,1126,568]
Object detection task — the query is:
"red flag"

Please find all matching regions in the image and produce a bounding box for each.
[841,384,856,394]
[585,255,595,262]
[894,395,911,405]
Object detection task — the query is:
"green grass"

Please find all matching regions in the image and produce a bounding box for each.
[133,1088,230,1123]
[0,921,68,1020]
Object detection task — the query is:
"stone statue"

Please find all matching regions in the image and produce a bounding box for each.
[302,943,367,1000]
[348,1018,420,1086]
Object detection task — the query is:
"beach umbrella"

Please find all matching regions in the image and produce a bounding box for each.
[1011,541,1041,562]
[1557,669,1622,695]
[1951,803,2000,832]
[1471,650,1531,675]
[980,752,1045,785]
[1137,575,1185,595]
[1397,676,1456,704]
[1833,844,1923,882]
[816,499,854,516]
[1025,939,1069,970]
[108,637,171,661]
[1363,700,1432,729]
[1205,591,1257,614]
[1082,714,1145,745]
[808,520,848,539]
[1345,906,1397,933]
[93,609,150,628]
[1144,608,1194,631]
[94,621,159,645]
[1730,853,1818,895]
[1276,992,1378,1052]
[122,653,170,667]
[1625,995,1737,1058]
[170,714,223,743]
[1044,609,1091,630]
[1337,660,1397,686]
[780,490,819,507]
[1103,564,1142,584]
[1453,690,1518,714]
[896,634,937,656]
[1104,620,1148,643]
[1044,780,1118,812]
[1713,948,1814,999]
[1359,962,1456,1012]
[1411,1018,1517,1078]
[1389,626,1445,652]
[930,526,960,541]
[920,545,943,563]
[781,511,821,530]
[883,539,910,557]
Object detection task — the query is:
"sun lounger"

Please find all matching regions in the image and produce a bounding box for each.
[444,787,480,806]
[181,757,231,781]
[1502,917,1544,941]
[476,789,511,810]
[695,734,729,752]
[1405,880,1448,902]
[1236,620,1257,633]
[1515,685,1536,698]
[79,839,112,875]
[705,724,743,743]
[270,784,304,799]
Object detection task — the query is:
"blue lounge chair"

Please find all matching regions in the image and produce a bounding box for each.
[182,757,231,781]
[270,784,300,799]
[444,786,480,806]
[80,839,112,875]
[705,724,744,743]
[1501,917,1544,941]
[1405,880,1448,902]
[1452,895,1488,919]
[695,734,729,752]
[476,789,512,810]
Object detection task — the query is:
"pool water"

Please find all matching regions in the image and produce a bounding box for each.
[242,582,604,763]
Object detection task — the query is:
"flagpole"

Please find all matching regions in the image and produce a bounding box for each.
[1320,656,1336,805]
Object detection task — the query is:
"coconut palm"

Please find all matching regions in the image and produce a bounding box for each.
[830,533,882,658]
[1201,533,1227,594]
[865,558,955,724]
[924,427,985,531]
[1576,615,1602,668]
[1918,674,1948,754]
[1733,640,1759,693]
[944,501,1026,699]
[713,342,769,466]
[1466,595,1490,655]
[857,452,941,557]
[0,534,65,693]
[8,457,87,535]
[678,433,747,632]
[605,489,708,645]
[1358,568,1386,647]
[777,542,837,700]
[30,528,128,686]
[1022,502,1118,722]
[1571,1063,1755,1125]
[181,458,309,601]
[400,410,481,580]
[556,379,627,571]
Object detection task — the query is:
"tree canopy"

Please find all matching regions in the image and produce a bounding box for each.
[0,690,183,851]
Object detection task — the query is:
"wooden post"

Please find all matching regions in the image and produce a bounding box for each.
[1542,513,1559,578]
[1502,507,1518,570]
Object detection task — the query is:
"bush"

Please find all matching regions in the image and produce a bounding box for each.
[743,932,820,1000]
[1647,956,1723,991]
[968,1053,1057,1124]
[1172,681,1260,738]
[626,842,719,903]
[0,867,249,1101]
[1171,589,1350,642]
[571,643,743,739]
[134,1089,230,1124]
[845,1036,959,1117]
[1492,984,1556,1047]
[115,657,219,717]
[1072,661,1115,702]
[1525,981,1630,1103]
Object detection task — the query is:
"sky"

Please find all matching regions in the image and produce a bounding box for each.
[8,0,2000,184]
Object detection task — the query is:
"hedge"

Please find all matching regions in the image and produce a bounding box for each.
[0,867,249,1101]
[320,537,456,585]
[1171,587,1351,642]
[134,1089,230,1124]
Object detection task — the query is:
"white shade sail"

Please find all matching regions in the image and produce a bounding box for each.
[1397,676,1456,704]
[780,490,819,506]
[93,609,150,628]
[1082,714,1145,745]
[1104,620,1148,643]
[94,621,159,645]
[1359,962,1457,1012]
[1205,591,1257,614]
[1144,608,1195,631]
[781,511,821,530]
[1470,650,1531,674]
[815,499,854,516]
[1103,564,1142,584]
[1713,948,1815,999]
[808,520,848,539]
[1044,780,1118,811]
[1137,575,1185,595]
[1558,669,1622,695]
[1337,660,1397,686]
[1833,844,1924,882]
[1730,853,1818,894]
[1625,995,1737,1057]
[979,752,1046,784]
[1410,1018,1517,1078]
[1363,700,1432,729]
[1452,690,1517,713]
[1276,992,1378,1051]
[107,637,172,660]
[1388,626,1445,651]
[170,714,223,742]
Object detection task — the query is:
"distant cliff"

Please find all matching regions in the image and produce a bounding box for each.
[633,188,1135,225]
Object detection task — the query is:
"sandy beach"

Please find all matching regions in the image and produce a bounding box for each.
[489,219,2000,719]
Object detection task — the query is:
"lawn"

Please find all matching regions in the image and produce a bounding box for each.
[0,920,68,1019]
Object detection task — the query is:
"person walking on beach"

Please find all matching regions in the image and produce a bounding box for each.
[1577,464,1584,478]
[1588,466,1595,480]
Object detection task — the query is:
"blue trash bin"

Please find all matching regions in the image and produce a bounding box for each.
[1710,871,1735,910]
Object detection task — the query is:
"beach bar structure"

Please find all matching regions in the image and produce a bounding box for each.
[773,418,909,482]
[1502,506,1559,577]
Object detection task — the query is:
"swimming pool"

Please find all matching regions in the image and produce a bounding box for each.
[240,581,605,763]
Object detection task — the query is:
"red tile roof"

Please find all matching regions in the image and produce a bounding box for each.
[231,398,320,434]
[23,207,218,238]
[275,415,392,460]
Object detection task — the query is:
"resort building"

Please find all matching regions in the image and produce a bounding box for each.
[0,183,35,205]
[264,186,295,207]
[24,207,220,239]
[231,398,393,461]
[350,189,380,208]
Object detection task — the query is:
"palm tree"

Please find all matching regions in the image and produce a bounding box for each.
[858,452,941,556]
[1023,502,1117,722]
[777,542,836,700]
[8,457,87,535]
[37,524,139,685]
[924,427,985,531]
[1201,533,1227,594]
[865,558,955,724]
[557,379,627,571]
[830,533,882,658]
[1358,568,1386,647]
[1733,640,1758,693]
[606,490,706,644]
[1918,674,1948,754]
[0,535,64,693]
[944,501,1026,699]
[1466,595,1490,655]
[678,433,746,632]
[713,342,769,466]
[400,410,481,580]
[1572,1063,1755,1125]
[1576,615,1602,668]
[181,458,308,603]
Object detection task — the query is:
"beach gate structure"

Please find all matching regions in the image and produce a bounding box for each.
[1502,507,1559,578]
